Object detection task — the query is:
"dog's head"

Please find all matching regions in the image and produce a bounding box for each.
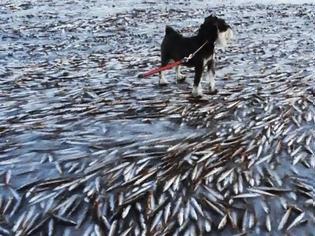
[199,15,233,47]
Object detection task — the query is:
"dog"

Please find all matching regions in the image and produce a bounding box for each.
[159,15,233,97]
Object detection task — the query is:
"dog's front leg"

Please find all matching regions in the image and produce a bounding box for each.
[192,63,203,97]
[176,65,186,82]
[206,56,217,94]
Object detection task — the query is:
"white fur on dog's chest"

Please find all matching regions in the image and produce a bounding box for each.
[203,53,215,66]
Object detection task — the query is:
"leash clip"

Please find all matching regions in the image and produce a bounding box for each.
[183,54,193,63]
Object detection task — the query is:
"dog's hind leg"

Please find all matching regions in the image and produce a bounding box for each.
[175,65,186,82]
[159,71,168,85]
[192,63,203,97]
[159,53,169,86]
[206,55,217,94]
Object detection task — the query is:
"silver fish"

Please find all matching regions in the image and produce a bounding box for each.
[287,212,305,230]
[278,207,292,231]
[266,214,271,232]
[218,214,228,230]
[108,220,117,236]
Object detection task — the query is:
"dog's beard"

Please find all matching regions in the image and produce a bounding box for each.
[217,28,233,47]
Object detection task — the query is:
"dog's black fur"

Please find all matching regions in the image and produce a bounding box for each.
[159,15,232,96]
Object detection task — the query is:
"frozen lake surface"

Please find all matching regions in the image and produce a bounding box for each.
[0,0,315,235]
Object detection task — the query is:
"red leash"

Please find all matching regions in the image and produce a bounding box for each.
[138,60,183,78]
[138,41,208,78]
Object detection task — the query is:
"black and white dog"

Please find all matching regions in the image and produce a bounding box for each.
[159,15,233,97]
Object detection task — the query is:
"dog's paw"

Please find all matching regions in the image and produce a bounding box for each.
[159,78,169,86]
[192,86,203,97]
[176,74,186,82]
[209,89,218,95]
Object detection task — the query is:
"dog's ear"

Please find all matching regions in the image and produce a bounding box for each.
[198,21,218,42]
[204,14,217,22]
[202,15,218,29]
[204,15,212,22]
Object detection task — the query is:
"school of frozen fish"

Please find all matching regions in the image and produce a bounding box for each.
[0,0,315,235]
